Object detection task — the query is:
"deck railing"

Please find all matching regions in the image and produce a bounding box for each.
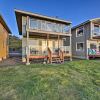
[22,46,71,57]
[29,46,48,56]
[60,46,71,54]
[92,30,100,36]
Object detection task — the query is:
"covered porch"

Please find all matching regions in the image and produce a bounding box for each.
[22,30,72,64]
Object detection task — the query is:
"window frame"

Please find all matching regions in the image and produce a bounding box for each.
[29,18,38,30]
[76,26,84,37]
[76,42,84,51]
[90,43,97,49]
[93,24,100,35]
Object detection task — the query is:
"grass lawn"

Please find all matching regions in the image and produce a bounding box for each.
[0,60,100,100]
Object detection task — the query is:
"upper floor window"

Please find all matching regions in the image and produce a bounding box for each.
[94,25,100,34]
[29,18,70,34]
[76,27,84,37]
[46,22,53,32]
[30,18,38,30]
[22,17,27,34]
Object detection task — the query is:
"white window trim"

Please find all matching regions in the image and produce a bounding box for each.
[93,24,100,36]
[76,26,84,37]
[29,18,38,30]
[76,42,84,51]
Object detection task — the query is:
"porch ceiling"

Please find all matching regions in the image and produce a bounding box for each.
[27,29,70,37]
[25,32,69,39]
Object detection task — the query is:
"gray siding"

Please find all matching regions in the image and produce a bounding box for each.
[63,36,70,46]
[72,22,91,59]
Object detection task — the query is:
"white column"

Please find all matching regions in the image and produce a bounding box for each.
[70,24,72,61]
[86,40,89,60]
[26,16,30,65]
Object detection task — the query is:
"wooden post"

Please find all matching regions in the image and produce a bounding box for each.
[58,35,60,49]
[58,35,60,55]
[69,24,72,61]
[47,34,51,63]
[26,16,30,65]
[47,34,49,48]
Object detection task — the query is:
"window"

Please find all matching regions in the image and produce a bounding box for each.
[90,43,97,49]
[62,25,69,33]
[46,22,53,31]
[22,17,27,34]
[38,20,42,30]
[76,43,84,51]
[41,21,46,31]
[94,25,100,35]
[22,25,26,34]
[30,18,38,29]
[76,27,84,37]
[52,23,57,32]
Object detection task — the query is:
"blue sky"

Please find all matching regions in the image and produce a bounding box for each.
[0,0,100,36]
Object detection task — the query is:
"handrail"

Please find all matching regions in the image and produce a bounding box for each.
[48,47,52,63]
[59,49,64,62]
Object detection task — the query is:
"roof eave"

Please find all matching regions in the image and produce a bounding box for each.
[0,15,11,34]
[14,9,72,24]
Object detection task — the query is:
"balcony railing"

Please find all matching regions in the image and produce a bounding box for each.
[92,30,100,36]
[29,18,70,34]
[60,46,71,54]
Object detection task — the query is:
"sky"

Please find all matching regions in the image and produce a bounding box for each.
[0,0,100,37]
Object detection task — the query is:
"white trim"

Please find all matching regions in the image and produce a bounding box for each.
[92,24,100,37]
[76,42,84,51]
[76,26,84,37]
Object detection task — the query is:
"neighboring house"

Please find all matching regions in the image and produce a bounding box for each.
[72,18,100,59]
[15,9,72,64]
[0,15,11,61]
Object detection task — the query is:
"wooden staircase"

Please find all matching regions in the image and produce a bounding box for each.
[48,48,64,64]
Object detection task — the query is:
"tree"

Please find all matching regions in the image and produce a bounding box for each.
[9,35,22,51]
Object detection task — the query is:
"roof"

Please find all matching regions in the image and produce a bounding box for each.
[0,14,11,34]
[15,9,71,35]
[72,18,100,30]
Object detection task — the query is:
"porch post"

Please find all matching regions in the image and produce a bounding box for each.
[58,35,60,49]
[47,34,50,63]
[26,16,30,65]
[69,24,72,61]
[47,34,49,48]
[86,40,89,60]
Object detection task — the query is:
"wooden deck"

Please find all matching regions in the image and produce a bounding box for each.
[29,55,48,59]
[88,54,100,58]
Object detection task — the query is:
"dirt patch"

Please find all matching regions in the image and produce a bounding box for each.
[0,57,25,67]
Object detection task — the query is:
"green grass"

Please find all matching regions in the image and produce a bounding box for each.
[0,60,100,100]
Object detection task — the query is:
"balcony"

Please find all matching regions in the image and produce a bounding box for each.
[92,25,100,38]
[92,29,100,38]
[27,18,70,36]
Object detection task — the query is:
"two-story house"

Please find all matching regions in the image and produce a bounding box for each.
[15,9,72,64]
[72,18,100,59]
[0,15,11,61]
